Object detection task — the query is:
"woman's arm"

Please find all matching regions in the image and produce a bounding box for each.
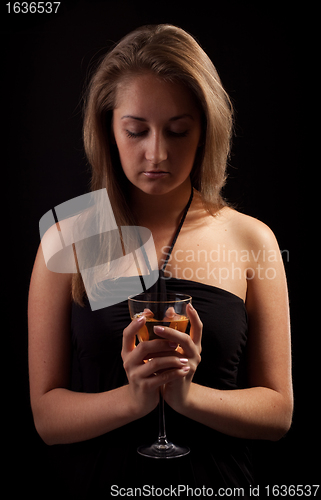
[162,220,293,441]
[28,240,189,445]
[28,243,134,445]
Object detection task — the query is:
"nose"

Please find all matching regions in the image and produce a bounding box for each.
[145,132,168,165]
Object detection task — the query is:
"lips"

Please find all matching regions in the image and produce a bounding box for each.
[143,171,169,178]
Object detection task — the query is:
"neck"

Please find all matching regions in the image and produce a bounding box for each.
[130,179,192,228]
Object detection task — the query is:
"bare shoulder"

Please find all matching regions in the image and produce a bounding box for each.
[29,219,75,315]
[221,207,280,252]
[40,216,79,274]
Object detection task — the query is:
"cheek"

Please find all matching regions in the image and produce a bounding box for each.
[172,141,199,168]
[116,142,146,181]
[115,137,138,164]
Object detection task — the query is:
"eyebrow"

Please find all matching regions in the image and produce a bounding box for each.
[121,114,194,122]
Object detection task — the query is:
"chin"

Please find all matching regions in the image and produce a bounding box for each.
[132,181,173,196]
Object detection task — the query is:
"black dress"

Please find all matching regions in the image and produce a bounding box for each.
[54,194,255,498]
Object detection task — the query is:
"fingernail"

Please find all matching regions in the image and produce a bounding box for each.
[182,365,190,372]
[188,303,194,311]
[137,315,145,323]
[179,358,189,364]
[154,325,164,334]
[169,342,178,348]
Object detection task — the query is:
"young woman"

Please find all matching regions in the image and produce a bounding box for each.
[28,24,293,497]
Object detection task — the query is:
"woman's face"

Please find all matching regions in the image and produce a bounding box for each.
[112,73,202,196]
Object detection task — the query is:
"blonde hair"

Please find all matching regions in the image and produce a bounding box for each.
[73,24,233,305]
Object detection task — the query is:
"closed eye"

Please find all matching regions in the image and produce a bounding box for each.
[168,130,189,138]
[125,130,147,139]
[125,129,189,139]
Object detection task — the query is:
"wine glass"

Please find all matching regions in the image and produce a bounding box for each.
[128,292,192,459]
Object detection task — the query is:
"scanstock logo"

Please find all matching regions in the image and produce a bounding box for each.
[39,189,159,310]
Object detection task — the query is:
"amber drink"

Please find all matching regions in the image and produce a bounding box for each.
[128,292,192,459]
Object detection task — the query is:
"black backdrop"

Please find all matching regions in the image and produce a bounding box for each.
[4,1,316,497]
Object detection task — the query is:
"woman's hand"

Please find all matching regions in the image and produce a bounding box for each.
[154,303,203,413]
[121,315,193,419]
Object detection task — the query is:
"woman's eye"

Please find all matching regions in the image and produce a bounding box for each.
[125,129,189,139]
[125,130,147,139]
[168,130,189,138]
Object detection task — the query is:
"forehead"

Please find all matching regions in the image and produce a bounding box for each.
[114,73,200,120]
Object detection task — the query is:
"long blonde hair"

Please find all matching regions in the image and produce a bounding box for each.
[73,24,233,305]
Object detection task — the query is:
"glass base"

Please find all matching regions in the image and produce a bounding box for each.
[137,440,190,459]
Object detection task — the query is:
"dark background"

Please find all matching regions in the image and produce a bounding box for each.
[4,0,315,497]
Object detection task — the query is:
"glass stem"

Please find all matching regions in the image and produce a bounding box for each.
[158,385,168,445]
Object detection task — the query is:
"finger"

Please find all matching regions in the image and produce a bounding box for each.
[122,316,146,355]
[143,355,190,377]
[153,325,196,358]
[186,303,203,347]
[133,360,190,391]
[128,338,179,365]
[144,367,191,392]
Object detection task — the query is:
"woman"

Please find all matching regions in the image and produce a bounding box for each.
[28,24,293,497]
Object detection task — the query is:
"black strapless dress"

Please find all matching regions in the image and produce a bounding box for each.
[52,191,255,498]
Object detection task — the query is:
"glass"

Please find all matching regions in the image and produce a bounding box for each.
[128,292,192,459]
